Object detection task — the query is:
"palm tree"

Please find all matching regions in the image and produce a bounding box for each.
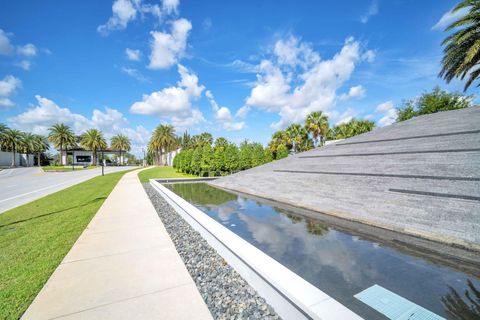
[2,129,23,166]
[148,124,176,165]
[440,0,480,90]
[33,135,49,167]
[286,124,306,154]
[110,134,131,165]
[80,129,107,166]
[0,123,8,151]
[48,123,76,165]
[305,111,329,147]
[20,132,36,167]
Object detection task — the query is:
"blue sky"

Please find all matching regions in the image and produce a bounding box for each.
[0,0,476,155]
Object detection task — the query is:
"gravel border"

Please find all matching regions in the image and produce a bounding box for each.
[144,183,280,320]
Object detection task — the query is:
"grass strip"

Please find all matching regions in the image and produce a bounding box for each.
[0,169,133,320]
[138,166,196,183]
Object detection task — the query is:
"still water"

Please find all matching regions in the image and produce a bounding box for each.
[165,182,480,320]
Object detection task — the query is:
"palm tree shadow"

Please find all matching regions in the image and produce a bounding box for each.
[0,197,107,229]
[442,280,480,320]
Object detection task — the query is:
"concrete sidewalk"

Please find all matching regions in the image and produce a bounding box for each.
[22,170,212,320]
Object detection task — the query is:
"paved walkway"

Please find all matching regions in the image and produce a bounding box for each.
[22,169,212,320]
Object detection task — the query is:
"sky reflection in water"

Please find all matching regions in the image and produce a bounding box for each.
[166,182,480,320]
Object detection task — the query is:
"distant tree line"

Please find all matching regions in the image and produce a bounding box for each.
[267,111,375,159]
[173,131,274,176]
[0,122,132,167]
[396,87,473,122]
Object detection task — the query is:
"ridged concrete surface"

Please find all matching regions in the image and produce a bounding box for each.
[211,107,480,249]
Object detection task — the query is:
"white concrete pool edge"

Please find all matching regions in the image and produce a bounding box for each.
[150,179,363,320]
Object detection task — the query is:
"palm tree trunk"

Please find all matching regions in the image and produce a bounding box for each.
[93,149,96,166]
[26,153,29,167]
[11,149,15,167]
[38,152,41,167]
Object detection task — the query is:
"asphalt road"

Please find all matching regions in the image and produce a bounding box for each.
[0,166,138,214]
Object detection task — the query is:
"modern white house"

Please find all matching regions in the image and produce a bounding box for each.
[66,148,127,166]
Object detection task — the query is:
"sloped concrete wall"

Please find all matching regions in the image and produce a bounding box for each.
[211,107,480,250]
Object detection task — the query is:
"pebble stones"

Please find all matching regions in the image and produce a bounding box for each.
[144,184,280,320]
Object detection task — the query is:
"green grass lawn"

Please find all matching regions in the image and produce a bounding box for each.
[138,166,196,183]
[0,169,134,320]
[42,165,97,172]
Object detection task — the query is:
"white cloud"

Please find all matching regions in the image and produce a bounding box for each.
[339,85,365,101]
[235,105,250,118]
[0,29,13,55]
[16,60,31,70]
[245,36,370,129]
[17,43,37,57]
[130,64,205,129]
[0,75,21,97]
[360,0,378,24]
[206,90,245,131]
[335,108,357,125]
[125,48,141,61]
[432,6,469,30]
[148,18,191,69]
[0,98,15,108]
[162,0,179,15]
[273,35,319,69]
[376,100,397,127]
[362,50,376,62]
[7,95,150,156]
[121,67,149,82]
[97,0,137,35]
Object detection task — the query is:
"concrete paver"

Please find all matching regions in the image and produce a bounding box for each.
[21,169,212,320]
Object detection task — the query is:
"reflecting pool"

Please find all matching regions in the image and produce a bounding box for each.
[165,182,480,320]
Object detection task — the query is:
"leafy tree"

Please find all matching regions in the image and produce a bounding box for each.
[224,143,239,173]
[213,146,226,175]
[440,0,480,90]
[1,129,23,166]
[250,143,265,167]
[397,87,472,122]
[305,111,329,146]
[200,144,213,176]
[181,130,191,148]
[48,123,76,165]
[276,144,289,159]
[214,137,229,150]
[263,148,274,163]
[239,140,252,170]
[110,134,131,165]
[183,149,193,173]
[191,148,202,175]
[80,129,107,166]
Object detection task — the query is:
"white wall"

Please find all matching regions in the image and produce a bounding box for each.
[0,151,35,167]
[164,148,180,166]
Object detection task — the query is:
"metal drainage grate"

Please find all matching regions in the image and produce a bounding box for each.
[354,284,445,320]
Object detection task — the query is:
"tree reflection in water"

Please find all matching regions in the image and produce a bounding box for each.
[305,219,329,236]
[442,280,480,320]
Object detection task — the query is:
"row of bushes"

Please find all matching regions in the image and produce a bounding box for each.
[173,140,278,176]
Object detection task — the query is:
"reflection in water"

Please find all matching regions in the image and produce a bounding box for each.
[305,219,329,236]
[442,280,480,320]
[166,183,480,320]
